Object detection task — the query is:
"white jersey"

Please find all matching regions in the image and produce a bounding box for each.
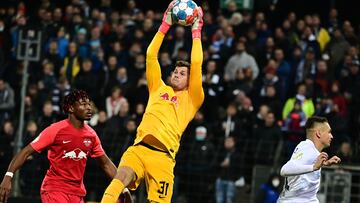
[277,139,321,203]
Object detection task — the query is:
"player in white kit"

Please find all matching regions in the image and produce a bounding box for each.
[277,116,341,203]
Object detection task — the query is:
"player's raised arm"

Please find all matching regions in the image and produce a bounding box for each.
[146,0,176,92]
[281,150,328,177]
[189,7,204,107]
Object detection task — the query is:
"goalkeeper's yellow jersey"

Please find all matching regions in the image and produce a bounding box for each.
[134,32,204,159]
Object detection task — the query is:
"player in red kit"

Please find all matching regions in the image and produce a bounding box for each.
[0,90,132,203]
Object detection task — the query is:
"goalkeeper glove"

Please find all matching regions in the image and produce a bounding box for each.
[191,7,203,39]
[159,0,177,34]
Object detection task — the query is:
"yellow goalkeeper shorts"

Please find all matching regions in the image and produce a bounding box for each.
[119,144,175,203]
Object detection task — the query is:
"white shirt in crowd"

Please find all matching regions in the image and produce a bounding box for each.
[277,139,321,203]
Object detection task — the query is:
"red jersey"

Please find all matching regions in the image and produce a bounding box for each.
[30,119,105,196]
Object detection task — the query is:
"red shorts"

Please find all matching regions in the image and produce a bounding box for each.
[41,191,84,203]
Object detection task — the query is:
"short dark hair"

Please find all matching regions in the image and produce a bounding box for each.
[61,89,90,114]
[175,60,190,69]
[305,116,328,130]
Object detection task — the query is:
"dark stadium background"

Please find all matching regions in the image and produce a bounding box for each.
[0,0,358,27]
[1,0,359,203]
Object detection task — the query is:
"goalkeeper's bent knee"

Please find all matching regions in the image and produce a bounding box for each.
[101,179,125,203]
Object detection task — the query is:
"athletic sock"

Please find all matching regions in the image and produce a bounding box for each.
[101,179,125,203]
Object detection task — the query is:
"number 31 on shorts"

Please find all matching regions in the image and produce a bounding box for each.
[158,181,169,198]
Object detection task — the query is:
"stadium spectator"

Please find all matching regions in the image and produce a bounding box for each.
[38,62,58,99]
[329,81,347,118]
[255,173,282,203]
[257,36,275,69]
[51,76,71,114]
[44,40,64,79]
[325,28,350,80]
[0,79,15,125]
[254,104,270,128]
[131,102,145,126]
[113,66,132,97]
[255,61,283,102]
[105,86,127,118]
[215,136,241,203]
[105,99,130,135]
[295,46,317,85]
[60,42,81,83]
[202,60,223,121]
[186,126,217,202]
[91,110,108,140]
[258,85,283,120]
[36,100,59,132]
[224,40,259,82]
[20,121,46,197]
[168,26,191,60]
[282,100,307,158]
[101,55,119,96]
[337,141,354,164]
[73,58,98,102]
[254,112,282,165]
[274,48,291,100]
[312,14,330,53]
[220,103,241,141]
[282,83,315,119]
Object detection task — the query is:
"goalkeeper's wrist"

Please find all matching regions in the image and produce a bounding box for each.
[159,22,171,35]
[192,30,201,39]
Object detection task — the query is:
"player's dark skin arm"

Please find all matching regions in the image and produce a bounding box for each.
[0,144,35,203]
[96,154,117,179]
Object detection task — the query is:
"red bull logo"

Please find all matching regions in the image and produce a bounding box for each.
[160,93,179,106]
[83,138,92,147]
[62,148,88,161]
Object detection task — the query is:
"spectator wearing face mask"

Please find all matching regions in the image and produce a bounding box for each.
[255,173,283,203]
[186,126,217,202]
[282,100,307,159]
[282,83,315,120]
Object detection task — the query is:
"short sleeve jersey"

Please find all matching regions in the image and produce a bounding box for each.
[30,119,104,196]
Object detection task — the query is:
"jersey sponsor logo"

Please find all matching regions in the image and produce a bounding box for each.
[292,152,303,160]
[62,140,71,144]
[83,138,92,147]
[160,93,169,100]
[160,93,179,106]
[62,148,88,161]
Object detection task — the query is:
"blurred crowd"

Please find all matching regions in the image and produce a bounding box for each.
[0,0,360,202]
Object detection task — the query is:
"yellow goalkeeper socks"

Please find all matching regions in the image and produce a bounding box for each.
[101,179,125,203]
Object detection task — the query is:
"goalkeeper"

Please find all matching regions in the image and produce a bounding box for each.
[101,1,204,203]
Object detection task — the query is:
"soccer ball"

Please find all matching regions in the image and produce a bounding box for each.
[171,0,198,26]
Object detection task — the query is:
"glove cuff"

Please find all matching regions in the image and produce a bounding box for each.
[192,30,201,39]
[159,22,170,35]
